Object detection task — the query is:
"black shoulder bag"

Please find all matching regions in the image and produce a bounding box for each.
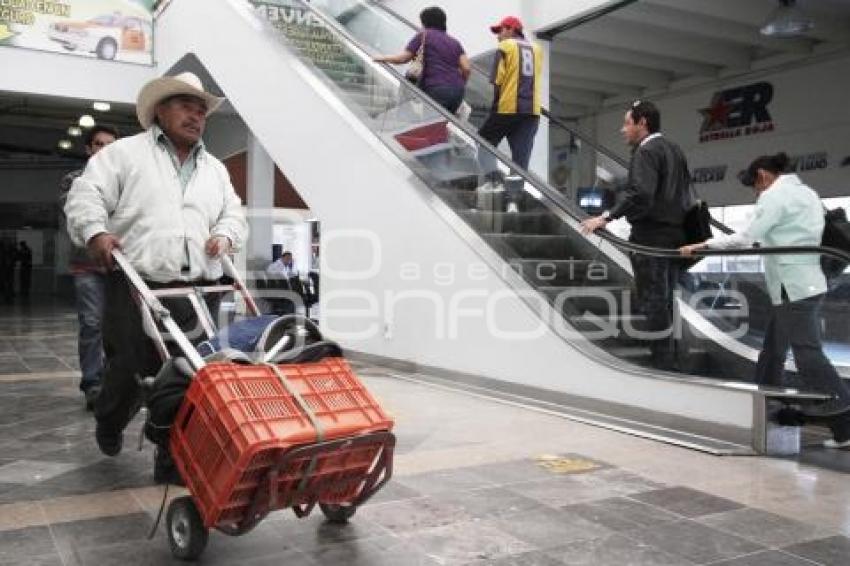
[821,206,850,279]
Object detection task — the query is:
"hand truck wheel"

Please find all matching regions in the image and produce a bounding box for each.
[319,503,357,524]
[166,496,209,561]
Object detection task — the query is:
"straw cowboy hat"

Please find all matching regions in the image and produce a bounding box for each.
[136,72,225,129]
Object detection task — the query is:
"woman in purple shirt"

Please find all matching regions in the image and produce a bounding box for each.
[374,6,471,113]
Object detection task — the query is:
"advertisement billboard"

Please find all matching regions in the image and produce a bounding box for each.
[0,0,154,64]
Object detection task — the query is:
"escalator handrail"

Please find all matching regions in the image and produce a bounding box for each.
[286,0,850,267]
[620,242,850,264]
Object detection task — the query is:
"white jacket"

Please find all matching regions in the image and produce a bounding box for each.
[707,174,826,305]
[65,129,247,282]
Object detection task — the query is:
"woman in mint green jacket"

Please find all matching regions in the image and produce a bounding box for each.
[682,152,850,449]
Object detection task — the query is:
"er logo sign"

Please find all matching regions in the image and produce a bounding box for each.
[699,82,775,143]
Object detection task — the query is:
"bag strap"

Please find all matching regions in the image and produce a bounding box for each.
[265,363,324,507]
[416,30,427,59]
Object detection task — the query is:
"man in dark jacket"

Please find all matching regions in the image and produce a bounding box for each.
[581,100,692,370]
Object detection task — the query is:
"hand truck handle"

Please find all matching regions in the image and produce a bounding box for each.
[111,250,206,371]
[220,254,260,316]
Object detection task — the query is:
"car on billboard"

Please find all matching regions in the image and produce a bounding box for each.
[48,12,151,60]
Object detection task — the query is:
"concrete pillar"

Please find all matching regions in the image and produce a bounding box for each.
[245,134,275,270]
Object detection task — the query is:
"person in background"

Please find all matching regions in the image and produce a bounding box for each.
[64,72,247,482]
[477,16,544,213]
[583,100,692,371]
[266,251,304,316]
[16,241,33,301]
[267,250,300,280]
[681,152,850,449]
[58,124,119,410]
[373,6,471,113]
[0,241,15,304]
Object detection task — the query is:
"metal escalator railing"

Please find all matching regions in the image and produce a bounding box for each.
[246,0,850,380]
[300,0,849,266]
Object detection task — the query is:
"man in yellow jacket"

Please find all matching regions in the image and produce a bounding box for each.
[478,16,544,212]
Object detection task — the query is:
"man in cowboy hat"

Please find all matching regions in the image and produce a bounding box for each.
[65,72,247,482]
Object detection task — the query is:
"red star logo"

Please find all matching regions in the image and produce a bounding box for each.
[700,95,732,132]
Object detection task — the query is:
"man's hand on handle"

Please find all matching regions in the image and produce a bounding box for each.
[87,233,121,270]
[679,242,708,257]
[580,215,609,235]
[205,235,231,258]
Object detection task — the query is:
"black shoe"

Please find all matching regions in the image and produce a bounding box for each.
[95,422,123,457]
[83,385,101,412]
[154,447,185,487]
[773,406,807,427]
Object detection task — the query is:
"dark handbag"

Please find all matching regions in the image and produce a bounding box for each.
[683,200,712,244]
[821,207,850,278]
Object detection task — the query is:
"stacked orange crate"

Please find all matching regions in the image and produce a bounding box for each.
[170,358,394,528]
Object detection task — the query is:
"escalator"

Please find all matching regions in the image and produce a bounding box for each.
[261,0,850,385]
[155,0,850,453]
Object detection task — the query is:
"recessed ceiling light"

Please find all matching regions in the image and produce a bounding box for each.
[78,115,95,128]
[67,126,82,137]
[93,101,111,112]
[58,140,73,150]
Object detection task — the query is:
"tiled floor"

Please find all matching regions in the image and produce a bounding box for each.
[1,302,849,565]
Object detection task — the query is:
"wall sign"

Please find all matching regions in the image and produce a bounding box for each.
[0,0,154,65]
[789,151,828,173]
[691,165,728,184]
[699,82,775,143]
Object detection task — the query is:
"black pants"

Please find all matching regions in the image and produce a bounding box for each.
[756,292,850,441]
[94,272,220,435]
[424,84,464,114]
[629,226,686,368]
[478,114,540,206]
[630,253,681,368]
[19,267,31,298]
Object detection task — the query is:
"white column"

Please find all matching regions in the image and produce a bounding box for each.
[245,134,275,268]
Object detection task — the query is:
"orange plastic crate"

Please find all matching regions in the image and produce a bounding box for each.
[170,358,394,528]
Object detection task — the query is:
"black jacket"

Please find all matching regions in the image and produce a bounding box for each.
[609,134,692,239]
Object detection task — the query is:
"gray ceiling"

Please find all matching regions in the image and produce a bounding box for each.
[0,91,140,164]
[551,0,850,118]
[0,53,233,165]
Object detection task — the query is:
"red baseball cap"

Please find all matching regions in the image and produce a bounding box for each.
[490,16,523,34]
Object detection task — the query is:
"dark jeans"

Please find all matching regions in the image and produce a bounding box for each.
[756,292,850,441]
[18,267,31,298]
[424,84,464,114]
[630,253,681,369]
[95,272,220,436]
[73,272,106,392]
[478,114,540,205]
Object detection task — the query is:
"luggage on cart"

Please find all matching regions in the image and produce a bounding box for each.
[113,252,395,561]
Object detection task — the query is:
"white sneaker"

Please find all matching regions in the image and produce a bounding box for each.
[823,438,850,449]
[477,181,504,194]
